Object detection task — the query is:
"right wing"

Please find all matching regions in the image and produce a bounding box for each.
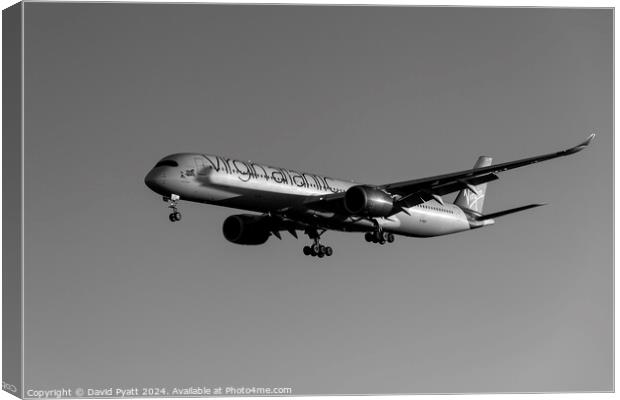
[383,133,595,199]
[303,133,595,213]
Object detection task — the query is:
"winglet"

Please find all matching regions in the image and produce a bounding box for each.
[581,132,596,147]
[565,133,596,155]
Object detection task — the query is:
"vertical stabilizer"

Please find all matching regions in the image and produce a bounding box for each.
[454,156,493,213]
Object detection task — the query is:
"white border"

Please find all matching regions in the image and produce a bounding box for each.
[0,2,615,400]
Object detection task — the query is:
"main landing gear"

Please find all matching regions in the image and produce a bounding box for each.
[163,194,182,222]
[365,230,395,245]
[303,243,334,258]
[302,229,333,258]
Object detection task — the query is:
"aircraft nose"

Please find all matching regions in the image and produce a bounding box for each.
[144,169,166,193]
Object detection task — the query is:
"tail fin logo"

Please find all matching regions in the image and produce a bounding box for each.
[453,156,491,213]
[464,189,485,211]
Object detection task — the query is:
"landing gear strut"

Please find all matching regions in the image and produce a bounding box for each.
[164,194,182,222]
[364,230,394,245]
[302,228,333,258]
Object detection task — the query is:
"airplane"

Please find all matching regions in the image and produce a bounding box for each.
[144,133,595,258]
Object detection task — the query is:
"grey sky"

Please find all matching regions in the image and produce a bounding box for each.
[22,4,612,394]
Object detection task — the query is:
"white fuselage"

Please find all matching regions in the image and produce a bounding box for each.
[145,153,480,238]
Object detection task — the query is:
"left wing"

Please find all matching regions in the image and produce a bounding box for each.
[303,133,595,214]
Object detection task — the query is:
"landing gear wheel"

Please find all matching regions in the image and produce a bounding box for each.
[165,194,182,222]
[303,228,333,259]
[365,229,394,245]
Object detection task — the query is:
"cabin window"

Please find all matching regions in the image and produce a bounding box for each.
[155,160,178,168]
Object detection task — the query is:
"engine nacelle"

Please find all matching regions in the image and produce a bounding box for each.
[344,185,394,217]
[222,214,271,245]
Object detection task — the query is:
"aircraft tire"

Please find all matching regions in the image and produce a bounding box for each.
[318,252,324,258]
[325,247,333,256]
[387,233,395,243]
[173,212,182,221]
[303,246,311,256]
[311,244,320,254]
[169,213,177,222]
[365,232,373,242]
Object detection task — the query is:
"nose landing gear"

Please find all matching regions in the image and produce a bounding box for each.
[364,231,395,245]
[302,229,333,258]
[163,194,182,222]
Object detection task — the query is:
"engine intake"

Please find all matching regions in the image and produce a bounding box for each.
[222,214,271,245]
[344,185,394,217]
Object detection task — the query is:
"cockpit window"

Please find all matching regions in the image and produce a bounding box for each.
[155,160,179,168]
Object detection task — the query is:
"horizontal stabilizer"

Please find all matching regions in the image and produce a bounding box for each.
[476,203,546,221]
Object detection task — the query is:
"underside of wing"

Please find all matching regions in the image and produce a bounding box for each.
[301,192,348,213]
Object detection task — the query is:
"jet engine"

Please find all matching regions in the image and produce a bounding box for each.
[222,214,271,245]
[344,185,394,217]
